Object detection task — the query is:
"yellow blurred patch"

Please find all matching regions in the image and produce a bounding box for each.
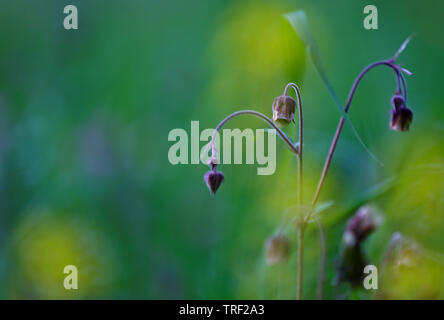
[207,1,306,110]
[385,133,444,240]
[11,211,118,299]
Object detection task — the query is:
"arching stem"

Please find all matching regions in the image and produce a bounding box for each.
[310,60,405,211]
[284,83,304,207]
[208,83,307,299]
[208,110,299,160]
[306,60,407,299]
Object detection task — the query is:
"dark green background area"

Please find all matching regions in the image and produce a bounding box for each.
[0,0,442,299]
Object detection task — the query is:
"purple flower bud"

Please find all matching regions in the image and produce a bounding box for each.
[336,206,381,286]
[344,205,381,247]
[272,95,296,127]
[390,107,413,131]
[390,94,413,132]
[204,168,224,195]
[266,234,290,265]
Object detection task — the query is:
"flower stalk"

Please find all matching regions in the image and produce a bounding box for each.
[310,59,408,209]
[305,43,413,299]
[283,83,304,299]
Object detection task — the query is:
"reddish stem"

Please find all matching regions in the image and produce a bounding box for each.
[311,60,404,207]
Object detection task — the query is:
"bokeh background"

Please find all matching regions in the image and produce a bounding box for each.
[0,0,443,299]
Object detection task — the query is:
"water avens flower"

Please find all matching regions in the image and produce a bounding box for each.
[344,205,381,247]
[272,95,296,127]
[201,30,416,299]
[335,205,381,287]
[204,167,224,195]
[266,234,291,265]
[390,94,413,131]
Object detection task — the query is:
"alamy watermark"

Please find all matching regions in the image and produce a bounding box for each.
[63,265,78,290]
[168,121,277,175]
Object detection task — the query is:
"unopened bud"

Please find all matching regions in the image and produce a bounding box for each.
[344,205,381,247]
[272,95,296,127]
[336,206,381,286]
[390,94,413,132]
[204,168,224,195]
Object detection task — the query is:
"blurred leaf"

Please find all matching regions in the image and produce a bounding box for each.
[307,200,333,223]
[285,10,382,165]
[314,200,334,214]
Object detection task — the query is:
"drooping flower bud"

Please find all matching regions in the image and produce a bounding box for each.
[266,234,290,265]
[272,95,296,127]
[390,107,413,131]
[390,94,413,131]
[204,168,224,195]
[335,206,381,286]
[344,205,381,248]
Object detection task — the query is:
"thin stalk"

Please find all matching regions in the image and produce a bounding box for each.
[316,220,326,300]
[311,60,404,209]
[284,83,304,300]
[284,83,304,205]
[208,91,306,300]
[306,60,406,299]
[297,227,304,300]
[209,105,305,299]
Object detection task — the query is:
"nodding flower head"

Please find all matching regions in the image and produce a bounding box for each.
[390,94,413,132]
[272,95,296,127]
[336,206,381,286]
[204,164,224,195]
[266,234,290,265]
[343,205,381,248]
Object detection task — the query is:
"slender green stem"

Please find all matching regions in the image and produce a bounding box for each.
[286,84,328,300]
[297,227,304,300]
[284,83,304,205]
[284,83,305,300]
[316,220,326,299]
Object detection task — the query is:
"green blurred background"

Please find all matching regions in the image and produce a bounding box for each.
[0,0,443,299]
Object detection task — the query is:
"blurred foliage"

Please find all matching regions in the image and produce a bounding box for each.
[0,0,443,299]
